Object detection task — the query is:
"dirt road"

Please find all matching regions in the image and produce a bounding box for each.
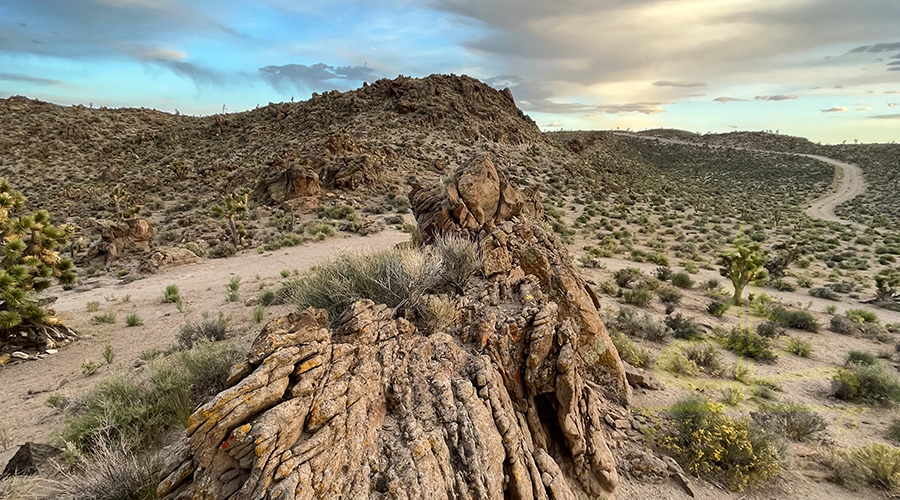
[801,154,866,229]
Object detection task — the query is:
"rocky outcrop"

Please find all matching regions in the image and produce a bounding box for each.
[141,247,201,273]
[86,217,155,264]
[410,153,542,244]
[157,162,628,500]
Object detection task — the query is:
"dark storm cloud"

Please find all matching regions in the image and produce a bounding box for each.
[755,94,799,101]
[0,72,62,85]
[259,63,377,91]
[653,81,706,88]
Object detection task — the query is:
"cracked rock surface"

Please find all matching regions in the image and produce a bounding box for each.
[157,153,630,500]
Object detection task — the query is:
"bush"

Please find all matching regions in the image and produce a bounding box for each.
[54,442,162,500]
[623,287,653,307]
[611,307,669,342]
[124,314,143,327]
[843,443,900,492]
[671,272,695,289]
[60,340,242,453]
[611,332,653,368]
[770,279,796,292]
[707,299,728,317]
[665,313,704,339]
[161,285,181,304]
[258,289,277,306]
[846,350,878,366]
[756,321,784,338]
[785,338,813,357]
[831,315,859,335]
[670,351,700,376]
[847,308,879,325]
[721,327,778,362]
[614,267,643,288]
[751,403,826,441]
[654,266,673,281]
[225,276,241,302]
[657,285,682,310]
[91,312,116,325]
[683,343,725,376]
[660,395,781,491]
[769,306,819,332]
[178,313,228,349]
[283,239,479,326]
[888,419,900,443]
[809,287,839,300]
[833,363,900,405]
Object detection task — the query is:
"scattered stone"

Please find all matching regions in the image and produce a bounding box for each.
[11,352,30,360]
[672,472,696,498]
[624,362,665,390]
[1,443,60,479]
[142,246,201,273]
[0,353,10,366]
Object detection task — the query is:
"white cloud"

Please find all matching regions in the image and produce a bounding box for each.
[821,106,849,112]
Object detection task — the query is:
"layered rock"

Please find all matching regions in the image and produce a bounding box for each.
[157,155,629,500]
[86,217,155,264]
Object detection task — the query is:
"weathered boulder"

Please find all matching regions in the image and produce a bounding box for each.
[1,442,60,479]
[86,217,155,264]
[141,247,201,273]
[156,168,628,500]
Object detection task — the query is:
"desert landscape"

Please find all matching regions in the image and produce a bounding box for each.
[1,74,899,500]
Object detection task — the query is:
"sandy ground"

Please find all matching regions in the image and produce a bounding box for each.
[0,229,410,469]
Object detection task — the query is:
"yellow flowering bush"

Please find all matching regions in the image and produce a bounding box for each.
[660,395,781,491]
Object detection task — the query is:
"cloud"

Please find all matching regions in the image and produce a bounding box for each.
[485,75,665,114]
[755,94,798,101]
[847,42,900,54]
[544,122,563,127]
[856,106,870,111]
[259,63,377,91]
[155,60,228,87]
[713,97,746,103]
[0,72,62,85]
[653,81,706,88]
[870,114,900,119]
[889,102,899,107]
[821,106,849,112]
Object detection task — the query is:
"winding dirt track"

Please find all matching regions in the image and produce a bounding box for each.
[800,154,866,229]
[615,133,867,229]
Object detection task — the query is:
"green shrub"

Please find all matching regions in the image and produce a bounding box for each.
[669,351,700,376]
[721,327,778,362]
[623,287,653,307]
[769,306,819,332]
[671,272,694,289]
[102,343,114,365]
[306,222,335,240]
[86,301,100,312]
[809,287,839,300]
[665,313,704,339]
[323,204,356,220]
[91,312,116,325]
[611,307,669,342]
[161,285,181,304]
[614,267,643,288]
[258,289,277,306]
[751,403,826,441]
[707,299,728,317]
[843,443,900,492]
[657,285,683,308]
[251,305,266,324]
[830,315,859,335]
[660,395,781,491]
[785,338,813,357]
[124,314,143,327]
[720,387,744,406]
[846,350,878,366]
[225,276,241,302]
[598,281,618,296]
[61,340,241,453]
[756,321,783,338]
[611,332,653,368]
[178,313,228,349]
[654,266,673,281]
[888,419,900,443]
[833,363,900,405]
[647,252,670,267]
[847,308,879,325]
[770,279,796,292]
[733,358,754,384]
[54,442,162,500]
[683,343,725,376]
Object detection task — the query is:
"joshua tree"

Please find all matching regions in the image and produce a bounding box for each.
[718,238,768,306]
[1,178,78,350]
[212,191,249,248]
[109,184,129,219]
[875,270,900,303]
[764,238,805,280]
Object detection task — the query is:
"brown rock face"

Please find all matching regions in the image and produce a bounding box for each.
[157,166,628,500]
[86,217,155,264]
[141,247,201,273]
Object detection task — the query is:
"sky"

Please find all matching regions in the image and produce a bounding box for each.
[0,0,898,143]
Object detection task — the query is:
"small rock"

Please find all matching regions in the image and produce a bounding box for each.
[45,349,58,355]
[624,363,664,390]
[672,472,695,498]
[614,419,632,430]
[244,298,259,307]
[11,352,30,360]
[1,443,61,479]
[0,353,10,365]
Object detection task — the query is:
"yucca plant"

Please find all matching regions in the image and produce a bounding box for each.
[211,191,249,248]
[0,178,78,350]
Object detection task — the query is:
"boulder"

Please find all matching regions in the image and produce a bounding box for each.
[1,442,60,479]
[142,247,201,273]
[86,217,155,264]
[157,173,628,500]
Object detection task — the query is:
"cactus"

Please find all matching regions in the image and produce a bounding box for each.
[211,190,249,248]
[109,184,129,219]
[718,237,768,306]
[1,178,78,348]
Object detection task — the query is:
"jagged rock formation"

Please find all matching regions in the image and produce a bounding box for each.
[85,217,155,264]
[141,247,201,273]
[157,154,630,500]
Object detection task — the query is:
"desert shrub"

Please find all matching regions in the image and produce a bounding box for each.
[161,285,181,304]
[124,314,142,327]
[421,296,457,333]
[785,338,813,357]
[611,307,669,342]
[769,306,819,332]
[91,312,116,324]
[833,363,900,405]
[751,403,826,442]
[86,301,100,312]
[432,236,480,293]
[843,443,900,492]
[671,272,694,289]
[614,267,643,288]
[660,395,781,491]
[755,321,783,338]
[847,308,879,325]
[889,419,900,443]
[720,387,744,406]
[665,313,704,339]
[770,279,796,292]
[258,289,277,306]
[670,351,700,376]
[55,442,161,500]
[654,266,673,281]
[251,305,266,324]
[809,287,839,300]
[733,358,754,384]
[831,315,859,335]
[683,343,725,376]
[208,242,237,258]
[598,281,618,296]
[611,331,653,368]
[657,285,682,310]
[60,340,241,453]
[707,299,729,317]
[721,327,778,362]
[647,252,669,267]
[225,276,241,302]
[323,204,356,220]
[306,222,335,240]
[846,350,878,366]
[623,287,653,307]
[701,278,722,291]
[177,313,228,349]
